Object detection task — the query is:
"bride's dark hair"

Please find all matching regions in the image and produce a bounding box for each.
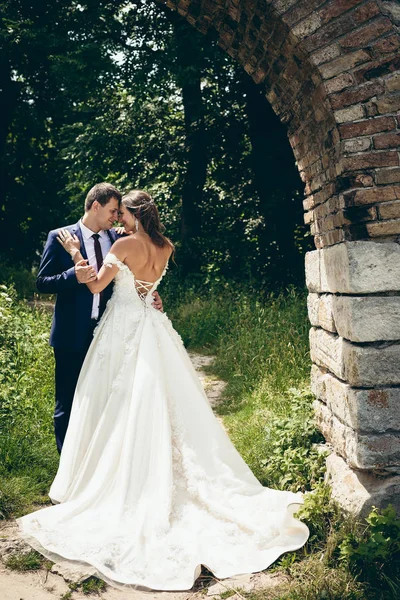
[121,190,174,251]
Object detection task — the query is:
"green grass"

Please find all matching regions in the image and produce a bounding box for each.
[81,576,108,595]
[5,550,44,571]
[0,285,58,519]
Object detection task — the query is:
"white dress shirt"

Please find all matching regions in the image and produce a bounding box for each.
[79,220,113,319]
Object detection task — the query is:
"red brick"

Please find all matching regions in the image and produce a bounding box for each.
[373,133,400,150]
[353,55,400,83]
[320,50,371,80]
[325,73,354,94]
[330,81,384,109]
[354,173,374,187]
[378,201,400,220]
[304,210,314,224]
[376,168,400,185]
[339,17,393,48]
[341,151,399,172]
[372,34,400,55]
[303,0,380,52]
[317,228,345,247]
[367,220,400,236]
[284,0,325,27]
[318,0,365,24]
[344,186,400,206]
[375,95,400,115]
[339,116,396,139]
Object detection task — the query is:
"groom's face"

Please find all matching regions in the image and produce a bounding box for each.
[94,197,120,230]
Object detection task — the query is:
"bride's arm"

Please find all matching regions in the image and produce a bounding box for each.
[57,230,126,294]
[85,239,128,294]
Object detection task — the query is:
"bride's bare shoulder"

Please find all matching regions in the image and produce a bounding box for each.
[110,235,145,260]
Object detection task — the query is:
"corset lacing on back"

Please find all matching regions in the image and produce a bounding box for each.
[134,279,156,302]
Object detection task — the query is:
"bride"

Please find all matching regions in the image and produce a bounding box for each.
[17,190,309,591]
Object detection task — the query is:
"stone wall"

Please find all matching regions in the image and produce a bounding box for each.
[306,241,400,513]
[157,0,400,513]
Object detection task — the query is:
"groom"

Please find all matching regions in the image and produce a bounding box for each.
[37,182,162,453]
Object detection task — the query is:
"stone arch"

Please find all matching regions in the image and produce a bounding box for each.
[157,0,400,513]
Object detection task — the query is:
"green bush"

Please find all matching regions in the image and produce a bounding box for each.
[0,255,38,299]
[0,284,57,518]
[339,504,400,595]
[259,389,327,492]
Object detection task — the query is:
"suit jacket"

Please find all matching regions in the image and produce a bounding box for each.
[36,221,119,351]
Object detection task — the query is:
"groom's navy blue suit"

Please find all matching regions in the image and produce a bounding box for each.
[37,222,119,452]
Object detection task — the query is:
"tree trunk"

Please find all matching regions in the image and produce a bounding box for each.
[241,72,304,285]
[168,12,207,269]
[0,59,21,196]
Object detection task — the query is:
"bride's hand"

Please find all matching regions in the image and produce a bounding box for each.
[57,229,81,257]
[114,226,133,236]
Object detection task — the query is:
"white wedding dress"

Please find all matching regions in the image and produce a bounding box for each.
[17,253,309,591]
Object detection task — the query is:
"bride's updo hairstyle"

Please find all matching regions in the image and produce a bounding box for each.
[121,190,173,250]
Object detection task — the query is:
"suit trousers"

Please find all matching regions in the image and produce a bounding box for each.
[53,320,98,453]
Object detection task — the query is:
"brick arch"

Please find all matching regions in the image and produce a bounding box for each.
[158,0,400,514]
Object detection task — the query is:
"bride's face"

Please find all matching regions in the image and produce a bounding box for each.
[119,205,135,232]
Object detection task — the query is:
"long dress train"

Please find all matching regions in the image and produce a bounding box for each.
[17,253,309,590]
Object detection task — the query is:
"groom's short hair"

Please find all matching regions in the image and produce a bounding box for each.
[85,183,122,211]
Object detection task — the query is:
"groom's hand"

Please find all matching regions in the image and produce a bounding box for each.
[75,259,97,284]
[152,291,163,312]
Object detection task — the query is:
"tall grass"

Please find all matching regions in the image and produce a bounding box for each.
[0,285,58,518]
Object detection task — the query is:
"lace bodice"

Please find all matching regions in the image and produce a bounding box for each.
[103,252,168,308]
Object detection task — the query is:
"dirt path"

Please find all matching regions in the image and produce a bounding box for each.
[0,353,287,600]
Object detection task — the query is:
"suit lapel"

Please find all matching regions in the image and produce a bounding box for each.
[71,221,88,260]
[107,228,118,244]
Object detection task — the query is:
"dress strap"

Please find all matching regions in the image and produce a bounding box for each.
[103,253,128,271]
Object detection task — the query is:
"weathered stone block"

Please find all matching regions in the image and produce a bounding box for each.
[307,293,336,332]
[314,400,400,471]
[343,136,371,153]
[386,73,400,93]
[309,327,400,386]
[334,103,365,123]
[325,452,400,516]
[332,295,400,342]
[305,241,400,294]
[292,13,321,39]
[376,95,400,114]
[311,364,400,432]
[305,250,321,292]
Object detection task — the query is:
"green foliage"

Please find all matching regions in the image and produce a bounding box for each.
[0,255,37,299]
[339,505,400,594]
[5,550,43,571]
[81,576,107,595]
[1,1,311,288]
[296,482,342,547]
[259,389,327,493]
[0,284,58,518]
